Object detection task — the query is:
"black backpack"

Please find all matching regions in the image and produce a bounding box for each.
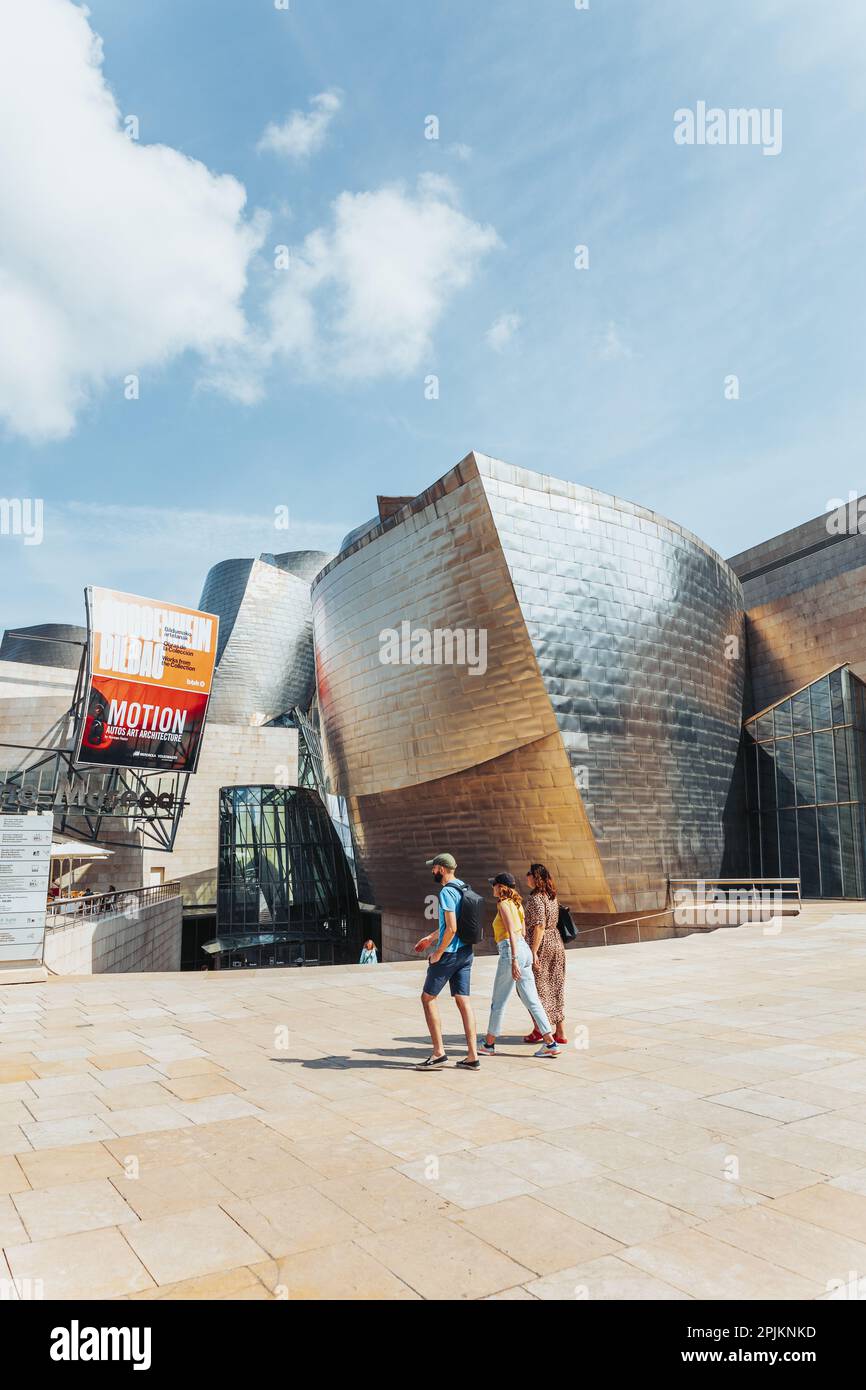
[450,881,483,945]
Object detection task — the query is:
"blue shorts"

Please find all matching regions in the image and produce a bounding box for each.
[422,944,473,998]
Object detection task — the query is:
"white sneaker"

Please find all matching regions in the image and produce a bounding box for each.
[534,1041,559,1058]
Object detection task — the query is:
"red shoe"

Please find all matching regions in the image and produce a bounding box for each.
[523,1028,542,1044]
[554,1034,568,1047]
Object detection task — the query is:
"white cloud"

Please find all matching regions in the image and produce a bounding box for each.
[258,90,343,162]
[265,175,500,379]
[206,175,499,395]
[486,312,521,353]
[0,6,497,435]
[0,0,263,442]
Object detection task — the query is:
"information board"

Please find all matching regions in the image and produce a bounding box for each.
[0,813,52,964]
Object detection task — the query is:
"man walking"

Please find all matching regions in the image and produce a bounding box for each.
[413,852,479,1070]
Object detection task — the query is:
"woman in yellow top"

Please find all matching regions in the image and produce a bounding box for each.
[479,874,560,1058]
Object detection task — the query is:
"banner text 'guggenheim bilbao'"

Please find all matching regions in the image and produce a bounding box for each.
[75,587,219,773]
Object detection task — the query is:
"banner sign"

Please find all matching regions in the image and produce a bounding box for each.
[0,812,52,964]
[75,587,219,774]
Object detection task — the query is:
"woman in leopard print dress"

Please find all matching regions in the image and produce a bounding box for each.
[523,863,567,1045]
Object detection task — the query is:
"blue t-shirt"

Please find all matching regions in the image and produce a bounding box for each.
[437,878,465,954]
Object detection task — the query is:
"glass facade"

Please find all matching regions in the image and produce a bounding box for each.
[213,785,369,968]
[743,666,866,897]
[293,702,358,887]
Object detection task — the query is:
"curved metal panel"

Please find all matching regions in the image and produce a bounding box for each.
[0,623,86,669]
[348,732,613,957]
[478,453,745,910]
[202,552,327,726]
[313,452,746,948]
[312,460,559,797]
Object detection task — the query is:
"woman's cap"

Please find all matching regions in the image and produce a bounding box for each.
[488,872,516,887]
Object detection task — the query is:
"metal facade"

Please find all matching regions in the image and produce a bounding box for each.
[729,499,866,714]
[311,452,746,955]
[200,551,331,726]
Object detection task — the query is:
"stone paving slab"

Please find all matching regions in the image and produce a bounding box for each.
[2,903,866,1299]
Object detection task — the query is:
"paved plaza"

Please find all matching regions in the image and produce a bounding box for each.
[3,906,866,1300]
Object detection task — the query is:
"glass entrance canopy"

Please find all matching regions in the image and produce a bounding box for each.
[212,784,367,967]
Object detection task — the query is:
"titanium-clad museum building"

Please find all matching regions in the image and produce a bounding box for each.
[4,448,866,967]
[312,452,747,957]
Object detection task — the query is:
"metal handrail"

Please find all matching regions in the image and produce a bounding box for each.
[668,877,801,884]
[569,874,803,949]
[46,880,182,921]
[669,876,802,910]
[569,908,672,948]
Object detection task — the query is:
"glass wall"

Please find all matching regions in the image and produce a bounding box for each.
[292,702,360,890]
[213,785,370,968]
[743,666,866,898]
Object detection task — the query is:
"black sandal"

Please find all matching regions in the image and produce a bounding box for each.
[415,1053,448,1070]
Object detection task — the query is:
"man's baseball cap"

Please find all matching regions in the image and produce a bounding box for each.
[488,872,516,887]
[426,852,456,869]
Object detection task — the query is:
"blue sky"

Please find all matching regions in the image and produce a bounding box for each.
[2,0,866,628]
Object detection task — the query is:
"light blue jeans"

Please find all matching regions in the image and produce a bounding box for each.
[486,935,552,1039]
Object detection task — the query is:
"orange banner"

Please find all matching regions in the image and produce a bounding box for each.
[76,586,220,774]
[88,587,218,694]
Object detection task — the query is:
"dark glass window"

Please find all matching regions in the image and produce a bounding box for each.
[839,803,860,898]
[810,676,832,732]
[842,667,856,726]
[830,669,846,727]
[760,814,779,876]
[835,728,852,802]
[797,808,820,895]
[813,731,837,804]
[774,700,793,738]
[745,740,759,812]
[748,814,762,875]
[775,737,796,808]
[792,689,812,734]
[794,736,815,805]
[756,712,774,742]
[740,669,866,900]
[758,744,777,810]
[778,809,799,878]
[857,733,866,802]
[817,806,842,896]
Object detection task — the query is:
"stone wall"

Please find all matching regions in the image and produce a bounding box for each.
[729,501,866,714]
[43,895,182,974]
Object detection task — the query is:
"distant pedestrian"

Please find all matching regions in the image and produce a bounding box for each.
[524,863,567,1046]
[480,874,559,1059]
[413,853,479,1071]
[359,939,378,965]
